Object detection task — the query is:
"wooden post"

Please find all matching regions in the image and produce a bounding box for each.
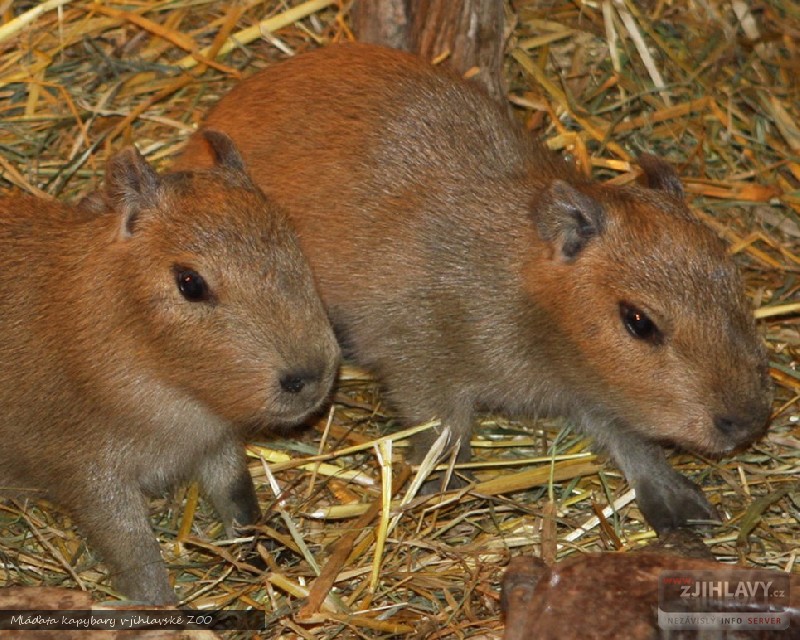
[350,0,508,103]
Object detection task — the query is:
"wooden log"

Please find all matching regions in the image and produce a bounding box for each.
[350,0,507,103]
[502,552,799,639]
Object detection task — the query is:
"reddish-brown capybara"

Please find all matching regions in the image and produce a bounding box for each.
[175,43,772,533]
[0,131,340,603]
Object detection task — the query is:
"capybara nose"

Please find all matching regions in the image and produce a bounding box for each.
[280,371,310,394]
[713,404,770,446]
[279,366,333,397]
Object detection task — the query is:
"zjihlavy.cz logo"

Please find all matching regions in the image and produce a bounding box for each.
[659,568,791,631]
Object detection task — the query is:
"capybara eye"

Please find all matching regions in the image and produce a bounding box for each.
[620,303,661,343]
[174,267,209,302]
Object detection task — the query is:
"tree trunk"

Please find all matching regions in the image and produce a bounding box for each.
[350,0,507,104]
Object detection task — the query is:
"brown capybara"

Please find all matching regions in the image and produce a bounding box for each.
[175,44,772,533]
[0,131,340,603]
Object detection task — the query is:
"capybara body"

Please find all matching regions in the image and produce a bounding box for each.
[0,132,339,603]
[176,44,772,532]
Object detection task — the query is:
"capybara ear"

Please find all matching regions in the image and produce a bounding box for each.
[637,153,684,199]
[104,146,162,238]
[203,129,247,173]
[535,180,606,260]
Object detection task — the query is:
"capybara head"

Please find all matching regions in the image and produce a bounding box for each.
[524,155,771,455]
[100,130,340,430]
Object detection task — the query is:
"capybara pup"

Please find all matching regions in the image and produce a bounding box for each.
[175,44,772,532]
[0,131,339,603]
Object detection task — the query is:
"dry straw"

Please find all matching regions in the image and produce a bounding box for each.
[0,1,797,638]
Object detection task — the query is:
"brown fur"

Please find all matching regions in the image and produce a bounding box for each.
[0,132,340,603]
[175,44,772,532]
